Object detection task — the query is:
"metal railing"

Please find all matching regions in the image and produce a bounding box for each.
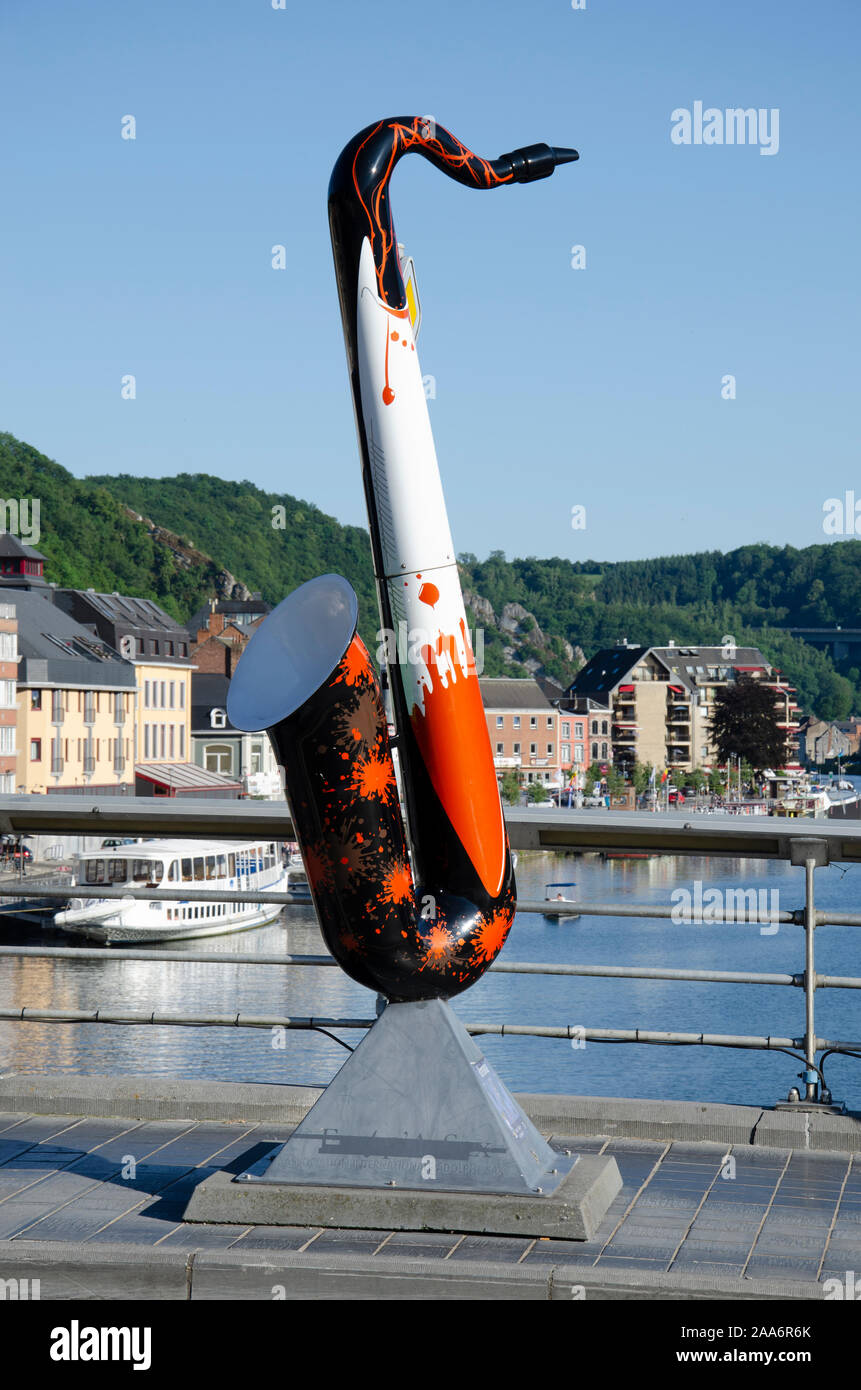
[1,796,860,1105]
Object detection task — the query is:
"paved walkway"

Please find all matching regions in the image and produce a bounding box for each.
[0,1108,858,1297]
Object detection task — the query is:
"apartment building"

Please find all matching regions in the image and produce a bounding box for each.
[0,603,18,792]
[52,590,194,769]
[191,672,283,799]
[564,641,801,775]
[479,677,578,789]
[12,589,136,794]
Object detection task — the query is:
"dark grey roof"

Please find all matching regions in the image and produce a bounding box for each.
[567,647,650,699]
[479,678,554,711]
[651,645,769,670]
[58,589,187,633]
[53,589,192,662]
[191,673,235,730]
[13,588,136,688]
[0,532,45,561]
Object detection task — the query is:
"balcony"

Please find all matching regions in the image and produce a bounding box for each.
[50,759,64,776]
[51,704,64,726]
[84,705,96,726]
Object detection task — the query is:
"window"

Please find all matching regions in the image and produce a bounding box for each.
[251,742,263,774]
[601,742,608,758]
[160,681,166,707]
[496,743,503,754]
[144,725,150,759]
[547,716,553,728]
[169,724,175,758]
[205,744,233,775]
[114,691,125,723]
[591,743,598,759]
[530,716,537,729]
[574,746,583,763]
[0,680,13,707]
[562,722,570,738]
[513,743,520,754]
[211,708,227,730]
[575,722,583,738]
[83,693,95,724]
[169,681,175,709]
[513,716,520,729]
[30,739,41,761]
[547,743,553,755]
[561,744,570,761]
[30,690,41,710]
[496,716,503,729]
[52,690,64,722]
[180,684,185,709]
[601,721,608,735]
[144,680,150,708]
[180,726,185,758]
[592,720,598,734]
[530,743,537,755]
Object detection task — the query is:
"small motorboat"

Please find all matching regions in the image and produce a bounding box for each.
[542,881,580,922]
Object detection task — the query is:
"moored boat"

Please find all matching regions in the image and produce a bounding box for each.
[52,838,295,943]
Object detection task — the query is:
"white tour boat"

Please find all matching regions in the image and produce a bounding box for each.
[53,839,296,943]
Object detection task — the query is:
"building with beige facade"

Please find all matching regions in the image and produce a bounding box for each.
[52,590,194,779]
[564,641,801,776]
[0,602,18,793]
[11,588,136,794]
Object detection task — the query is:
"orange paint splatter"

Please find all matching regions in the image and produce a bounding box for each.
[334,637,368,687]
[412,623,505,898]
[473,907,514,963]
[418,582,439,608]
[419,923,459,971]
[382,322,395,405]
[380,859,413,905]
[350,753,396,800]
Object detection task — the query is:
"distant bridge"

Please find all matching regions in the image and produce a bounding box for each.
[788,627,861,663]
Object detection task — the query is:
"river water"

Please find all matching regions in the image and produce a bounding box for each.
[2,830,860,1112]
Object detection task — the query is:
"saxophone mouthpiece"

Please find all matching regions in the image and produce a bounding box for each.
[492,142,580,183]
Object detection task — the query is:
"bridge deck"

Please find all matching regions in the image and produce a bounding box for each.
[0,1082,859,1299]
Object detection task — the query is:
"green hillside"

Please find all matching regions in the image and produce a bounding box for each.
[0,431,856,720]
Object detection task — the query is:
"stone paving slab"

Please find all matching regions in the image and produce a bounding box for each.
[2,1086,861,1297]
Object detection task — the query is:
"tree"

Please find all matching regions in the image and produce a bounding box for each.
[633,761,653,794]
[606,767,625,795]
[710,676,787,769]
[527,782,549,802]
[499,770,522,805]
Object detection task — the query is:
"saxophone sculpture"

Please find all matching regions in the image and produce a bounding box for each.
[228,117,577,1002]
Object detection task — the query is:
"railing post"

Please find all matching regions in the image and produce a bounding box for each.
[789,837,829,1102]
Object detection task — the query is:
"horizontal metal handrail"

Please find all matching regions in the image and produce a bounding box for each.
[3,881,858,929]
[3,1003,860,1056]
[2,794,861,860]
[0,942,828,988]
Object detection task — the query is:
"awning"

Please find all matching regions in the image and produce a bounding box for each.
[134,762,243,799]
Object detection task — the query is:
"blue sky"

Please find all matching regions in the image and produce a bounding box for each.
[1,0,858,564]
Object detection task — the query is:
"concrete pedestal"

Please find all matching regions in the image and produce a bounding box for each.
[184,1000,621,1240]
